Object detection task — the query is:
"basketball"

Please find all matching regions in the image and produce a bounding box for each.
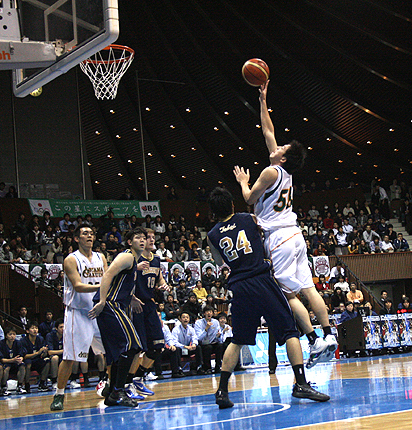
[242,58,270,87]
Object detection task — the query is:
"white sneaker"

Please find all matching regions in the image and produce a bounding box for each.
[69,380,81,389]
[145,372,158,381]
[52,382,58,390]
[306,337,330,369]
[324,334,338,354]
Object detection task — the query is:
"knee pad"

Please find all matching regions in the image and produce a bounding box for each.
[145,348,161,361]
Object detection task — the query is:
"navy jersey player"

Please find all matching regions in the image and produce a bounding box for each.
[207,187,329,408]
[88,228,147,408]
[126,228,167,397]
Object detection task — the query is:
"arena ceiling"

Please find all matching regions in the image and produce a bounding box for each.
[78,0,412,200]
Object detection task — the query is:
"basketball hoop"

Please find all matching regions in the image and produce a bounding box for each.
[80,44,134,100]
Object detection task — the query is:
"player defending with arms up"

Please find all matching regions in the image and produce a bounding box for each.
[207,187,329,408]
[234,81,337,368]
[50,224,107,411]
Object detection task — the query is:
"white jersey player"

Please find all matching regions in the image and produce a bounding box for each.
[51,224,108,411]
[234,80,337,369]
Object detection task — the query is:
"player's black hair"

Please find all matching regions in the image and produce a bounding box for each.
[55,318,64,328]
[125,227,147,245]
[282,140,307,174]
[73,223,93,238]
[208,187,234,220]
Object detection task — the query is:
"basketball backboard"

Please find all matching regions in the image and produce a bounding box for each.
[0,0,119,97]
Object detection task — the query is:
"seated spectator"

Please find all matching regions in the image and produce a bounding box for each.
[376,218,389,239]
[308,204,320,220]
[299,220,308,234]
[363,302,378,316]
[0,326,26,395]
[305,239,313,257]
[295,206,306,224]
[397,294,408,309]
[358,239,371,254]
[5,185,17,198]
[201,245,214,262]
[370,237,383,253]
[343,202,355,217]
[381,235,395,253]
[380,290,389,305]
[48,237,63,263]
[363,225,380,243]
[334,275,350,293]
[329,263,345,287]
[183,268,196,288]
[180,292,202,323]
[21,321,50,392]
[176,279,190,306]
[164,294,180,320]
[347,239,359,255]
[394,233,410,252]
[0,243,16,264]
[324,232,337,255]
[157,303,167,321]
[0,182,6,198]
[315,274,333,296]
[342,219,353,236]
[202,294,217,312]
[193,280,208,304]
[152,215,166,241]
[339,302,358,323]
[105,233,119,260]
[347,212,357,229]
[45,318,64,388]
[172,311,204,375]
[216,312,233,359]
[58,213,73,233]
[174,245,189,262]
[119,186,135,200]
[202,267,216,293]
[153,312,180,379]
[379,300,395,315]
[169,267,182,289]
[194,306,222,373]
[13,213,29,239]
[155,241,173,262]
[17,306,28,330]
[333,302,346,315]
[346,283,364,305]
[211,279,227,303]
[387,224,397,242]
[39,310,55,338]
[309,310,319,325]
[357,210,368,229]
[218,267,230,289]
[13,245,27,263]
[163,234,174,254]
[312,229,326,249]
[308,221,318,239]
[397,298,412,314]
[335,227,348,253]
[323,212,334,230]
[188,243,201,261]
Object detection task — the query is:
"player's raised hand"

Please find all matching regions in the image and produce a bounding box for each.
[137,261,150,271]
[259,79,269,101]
[233,165,250,184]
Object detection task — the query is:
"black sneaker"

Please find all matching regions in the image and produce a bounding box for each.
[215,389,234,409]
[172,370,185,378]
[25,383,31,394]
[196,368,206,375]
[83,378,91,388]
[38,381,50,392]
[104,389,140,408]
[214,367,221,374]
[156,374,165,380]
[50,394,65,411]
[292,383,330,402]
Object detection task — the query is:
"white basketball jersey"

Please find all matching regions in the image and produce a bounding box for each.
[63,250,104,310]
[255,165,297,230]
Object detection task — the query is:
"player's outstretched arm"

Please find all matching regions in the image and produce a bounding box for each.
[88,252,134,319]
[234,165,278,205]
[259,80,277,154]
[64,255,101,293]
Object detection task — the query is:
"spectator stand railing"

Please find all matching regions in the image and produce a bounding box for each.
[0,308,26,334]
[334,255,383,312]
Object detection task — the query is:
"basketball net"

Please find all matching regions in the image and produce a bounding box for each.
[80,44,134,100]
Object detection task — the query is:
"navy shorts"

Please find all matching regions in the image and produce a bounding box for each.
[26,357,49,373]
[97,301,142,365]
[132,300,164,352]
[230,272,299,346]
[4,362,25,373]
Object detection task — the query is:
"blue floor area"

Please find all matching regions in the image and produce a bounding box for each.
[3,356,412,430]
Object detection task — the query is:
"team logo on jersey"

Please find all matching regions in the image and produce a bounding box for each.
[78,351,88,358]
[219,223,236,233]
[82,267,104,278]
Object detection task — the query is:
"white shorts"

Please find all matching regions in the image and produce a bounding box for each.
[63,307,105,362]
[264,225,314,295]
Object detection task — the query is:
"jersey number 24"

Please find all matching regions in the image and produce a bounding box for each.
[219,229,253,262]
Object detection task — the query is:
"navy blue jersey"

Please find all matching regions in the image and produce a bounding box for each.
[208,213,271,284]
[136,253,161,303]
[45,330,63,351]
[0,338,23,360]
[94,249,137,308]
[20,334,45,359]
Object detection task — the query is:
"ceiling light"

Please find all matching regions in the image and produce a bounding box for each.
[238,147,243,150]
[303,117,308,121]
[285,128,290,132]
[182,175,186,178]
[202,169,206,172]
[389,128,394,132]
[316,170,320,173]
[367,141,372,144]
[308,147,313,150]
[254,161,259,165]
[338,160,343,163]
[138,177,143,180]
[394,148,399,152]
[157,171,162,174]
[128,159,133,163]
[224,111,229,115]
[116,135,121,139]
[326,137,331,141]
[335,177,339,180]
[373,165,378,168]
[191,147,196,151]
[95,131,100,135]
[164,184,169,187]
[219,154,224,157]
[186,108,191,112]
[87,163,91,166]
[109,110,115,114]
[145,107,151,111]
[118,173,123,176]
[357,153,361,156]
[268,108,273,112]
[256,124,261,128]
[218,181,222,184]
[171,154,176,158]
[353,172,357,175]
[95,181,100,184]
[170,125,175,129]
[148,153,153,156]
[214,127,219,131]
[133,128,138,131]
[107,155,112,158]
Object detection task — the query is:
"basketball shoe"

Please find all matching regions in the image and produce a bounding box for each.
[50,394,64,411]
[292,383,330,402]
[215,389,234,409]
[104,389,139,408]
[306,337,330,369]
[132,378,154,396]
[125,383,145,400]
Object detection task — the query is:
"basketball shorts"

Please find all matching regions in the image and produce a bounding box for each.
[4,362,25,373]
[63,307,105,362]
[230,272,299,346]
[264,225,314,294]
[97,301,142,365]
[132,300,164,352]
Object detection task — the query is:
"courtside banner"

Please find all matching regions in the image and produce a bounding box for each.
[28,199,161,218]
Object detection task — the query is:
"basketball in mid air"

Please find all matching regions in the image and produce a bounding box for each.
[241,58,270,87]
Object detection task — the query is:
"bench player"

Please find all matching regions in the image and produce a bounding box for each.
[50,224,107,411]
[207,187,329,408]
[233,80,337,368]
[89,228,147,407]
[125,228,167,398]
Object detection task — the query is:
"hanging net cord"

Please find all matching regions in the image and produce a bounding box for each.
[80,46,134,100]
